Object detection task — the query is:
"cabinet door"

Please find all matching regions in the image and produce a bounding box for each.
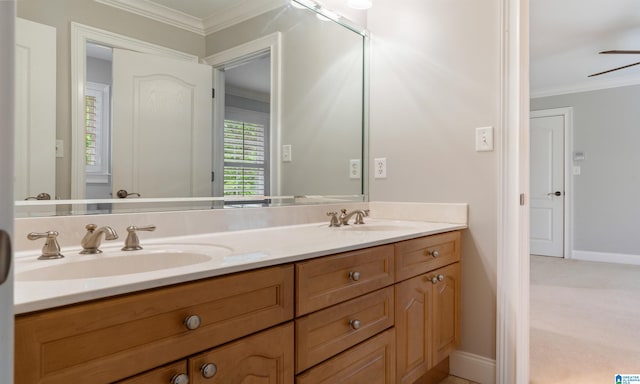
[432,262,460,366]
[395,274,432,384]
[188,322,294,384]
[395,262,461,382]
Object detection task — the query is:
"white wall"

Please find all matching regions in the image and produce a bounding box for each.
[368,0,500,362]
[532,85,640,259]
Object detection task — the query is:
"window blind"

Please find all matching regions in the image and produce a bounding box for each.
[223,119,266,196]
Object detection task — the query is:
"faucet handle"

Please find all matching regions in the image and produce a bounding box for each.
[327,212,341,227]
[122,225,156,251]
[27,231,64,260]
[85,223,97,232]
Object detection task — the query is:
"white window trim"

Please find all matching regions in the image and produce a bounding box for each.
[85,81,111,184]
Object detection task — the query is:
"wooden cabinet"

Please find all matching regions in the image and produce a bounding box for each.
[15,230,461,384]
[296,287,395,373]
[296,244,394,316]
[15,265,294,384]
[296,328,396,384]
[188,323,294,384]
[395,263,460,384]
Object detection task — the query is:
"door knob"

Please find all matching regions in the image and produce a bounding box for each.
[547,191,562,196]
[116,189,141,198]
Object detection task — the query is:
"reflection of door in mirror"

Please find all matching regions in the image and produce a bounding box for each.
[112,49,213,199]
[85,43,112,202]
[15,18,55,203]
[223,53,271,202]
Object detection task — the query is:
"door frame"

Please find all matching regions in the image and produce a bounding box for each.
[529,107,574,259]
[203,32,282,197]
[69,22,199,199]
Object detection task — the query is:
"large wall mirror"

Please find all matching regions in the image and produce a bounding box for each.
[15,0,367,216]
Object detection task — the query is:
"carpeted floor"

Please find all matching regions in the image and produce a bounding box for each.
[530,255,640,384]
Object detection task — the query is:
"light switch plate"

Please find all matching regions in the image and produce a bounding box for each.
[282,144,292,162]
[475,126,494,152]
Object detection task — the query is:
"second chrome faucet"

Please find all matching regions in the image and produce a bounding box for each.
[80,224,118,254]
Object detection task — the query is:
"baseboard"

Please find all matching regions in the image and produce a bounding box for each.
[572,250,640,266]
[449,350,496,384]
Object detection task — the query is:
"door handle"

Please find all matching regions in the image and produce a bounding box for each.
[116,189,141,199]
[0,230,11,285]
[547,191,562,196]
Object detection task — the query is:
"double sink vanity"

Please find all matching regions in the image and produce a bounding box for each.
[13,203,467,383]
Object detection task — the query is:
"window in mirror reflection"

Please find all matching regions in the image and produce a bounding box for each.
[222,52,271,199]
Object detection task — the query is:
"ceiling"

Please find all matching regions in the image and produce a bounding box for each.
[531,0,640,97]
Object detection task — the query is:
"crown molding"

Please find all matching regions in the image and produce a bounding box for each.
[95,0,287,37]
[203,0,286,35]
[95,0,205,36]
[531,76,640,98]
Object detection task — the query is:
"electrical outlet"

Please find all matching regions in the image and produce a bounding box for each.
[374,157,387,179]
[349,159,361,179]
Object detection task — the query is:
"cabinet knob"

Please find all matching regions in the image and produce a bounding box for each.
[184,315,201,330]
[349,319,362,330]
[438,274,445,281]
[431,276,439,284]
[349,271,361,281]
[170,373,189,384]
[427,250,440,258]
[201,363,218,379]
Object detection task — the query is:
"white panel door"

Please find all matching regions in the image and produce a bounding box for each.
[530,114,564,257]
[112,49,212,198]
[15,18,56,201]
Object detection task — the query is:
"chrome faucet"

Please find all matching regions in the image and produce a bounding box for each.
[327,209,370,227]
[339,208,370,225]
[80,224,118,254]
[122,225,156,251]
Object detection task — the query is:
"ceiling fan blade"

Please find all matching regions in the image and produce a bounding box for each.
[599,50,640,54]
[588,60,640,77]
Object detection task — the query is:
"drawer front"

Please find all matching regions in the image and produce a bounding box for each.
[15,265,294,384]
[395,231,460,282]
[296,245,394,316]
[116,361,187,384]
[295,286,395,373]
[189,322,294,384]
[296,328,396,384]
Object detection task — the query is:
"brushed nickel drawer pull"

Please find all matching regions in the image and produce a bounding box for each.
[201,363,218,379]
[349,319,362,330]
[431,276,439,284]
[438,274,445,281]
[170,373,189,384]
[427,250,440,258]
[349,271,361,281]
[184,315,201,330]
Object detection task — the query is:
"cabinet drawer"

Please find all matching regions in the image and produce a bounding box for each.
[296,245,394,316]
[296,328,396,384]
[395,231,460,282]
[188,322,294,384]
[116,361,187,384]
[15,265,294,384]
[295,286,395,373]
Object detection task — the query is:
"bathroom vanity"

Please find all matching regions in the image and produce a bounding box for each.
[13,220,461,384]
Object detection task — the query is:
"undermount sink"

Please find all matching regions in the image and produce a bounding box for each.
[17,245,232,281]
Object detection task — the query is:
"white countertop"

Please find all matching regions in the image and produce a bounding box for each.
[14,219,465,314]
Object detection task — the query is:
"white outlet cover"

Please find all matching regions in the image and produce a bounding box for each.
[349,159,361,179]
[282,144,292,162]
[374,157,387,179]
[475,126,494,152]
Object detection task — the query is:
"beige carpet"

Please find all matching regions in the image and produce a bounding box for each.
[530,255,640,383]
